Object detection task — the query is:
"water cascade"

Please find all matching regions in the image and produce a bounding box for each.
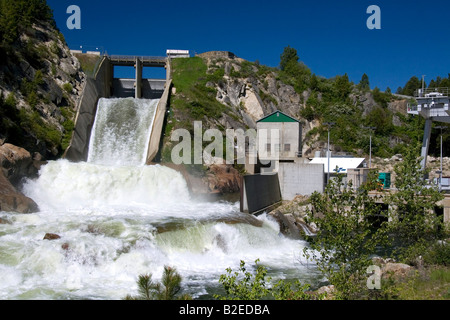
[0,98,319,300]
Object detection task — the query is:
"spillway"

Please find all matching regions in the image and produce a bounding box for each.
[0,97,320,300]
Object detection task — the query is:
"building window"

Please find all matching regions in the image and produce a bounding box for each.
[266,144,271,152]
[284,144,291,152]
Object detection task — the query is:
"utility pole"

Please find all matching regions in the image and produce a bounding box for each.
[324,122,335,184]
[421,75,426,96]
[363,126,376,168]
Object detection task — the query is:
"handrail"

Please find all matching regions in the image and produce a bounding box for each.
[414,87,450,97]
[108,55,166,62]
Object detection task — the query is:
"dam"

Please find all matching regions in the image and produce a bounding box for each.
[64,54,171,164]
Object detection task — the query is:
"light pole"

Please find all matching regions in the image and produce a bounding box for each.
[324,122,335,184]
[435,126,445,191]
[364,126,376,168]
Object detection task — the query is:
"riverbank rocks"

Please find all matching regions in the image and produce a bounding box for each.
[314,285,335,300]
[0,170,38,213]
[269,210,303,239]
[0,143,40,214]
[269,195,318,237]
[382,262,413,280]
[0,143,42,185]
[372,257,414,280]
[205,164,241,194]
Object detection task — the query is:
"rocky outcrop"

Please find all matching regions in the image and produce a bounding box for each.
[268,210,303,239]
[371,257,414,280]
[270,195,318,237]
[0,169,38,213]
[204,164,241,194]
[160,162,241,196]
[0,143,41,214]
[0,19,85,159]
[0,143,43,186]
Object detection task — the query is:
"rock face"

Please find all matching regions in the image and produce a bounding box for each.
[0,19,85,160]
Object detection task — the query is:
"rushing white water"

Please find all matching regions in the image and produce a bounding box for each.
[0,98,321,300]
[87,97,159,166]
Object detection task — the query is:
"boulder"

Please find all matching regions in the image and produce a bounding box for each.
[381,262,413,278]
[43,233,61,240]
[205,164,241,194]
[0,143,40,186]
[315,285,335,300]
[0,170,39,214]
[269,210,303,240]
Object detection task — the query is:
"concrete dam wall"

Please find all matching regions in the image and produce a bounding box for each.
[112,79,166,99]
[64,56,113,162]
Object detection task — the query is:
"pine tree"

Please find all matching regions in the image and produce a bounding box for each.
[279,46,299,72]
[359,73,370,91]
[124,266,192,300]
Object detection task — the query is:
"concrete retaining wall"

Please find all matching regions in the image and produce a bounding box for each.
[278,162,324,200]
[146,79,172,164]
[240,173,282,215]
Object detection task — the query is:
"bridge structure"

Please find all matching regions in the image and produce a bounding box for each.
[407,87,450,172]
[107,55,168,99]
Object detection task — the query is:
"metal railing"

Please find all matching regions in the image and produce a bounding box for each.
[108,55,166,62]
[414,87,450,97]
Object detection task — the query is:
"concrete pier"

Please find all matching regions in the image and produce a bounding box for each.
[135,58,143,99]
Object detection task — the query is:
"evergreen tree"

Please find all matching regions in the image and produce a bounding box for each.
[124,266,192,300]
[358,73,370,91]
[401,76,421,96]
[385,87,392,95]
[333,73,352,100]
[279,46,299,72]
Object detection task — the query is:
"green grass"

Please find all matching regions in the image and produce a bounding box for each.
[171,57,227,121]
[171,57,208,93]
[73,53,102,77]
[393,267,450,300]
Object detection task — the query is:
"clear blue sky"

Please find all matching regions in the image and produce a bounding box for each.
[47,0,450,91]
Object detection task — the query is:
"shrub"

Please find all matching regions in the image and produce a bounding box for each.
[214,259,316,300]
[124,266,192,300]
